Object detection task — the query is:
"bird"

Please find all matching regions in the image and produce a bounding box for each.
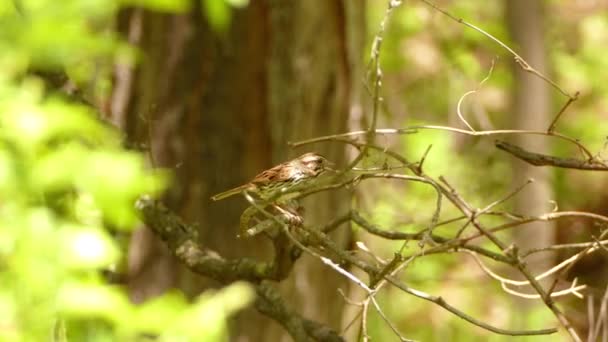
[211,152,333,202]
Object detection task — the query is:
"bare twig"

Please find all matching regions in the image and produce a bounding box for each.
[367,0,403,133]
[454,179,533,238]
[295,130,591,340]
[291,125,595,160]
[435,178,581,341]
[351,211,511,263]
[588,295,595,342]
[360,298,370,342]
[524,239,608,256]
[496,140,608,170]
[454,57,497,131]
[368,296,412,342]
[478,178,534,215]
[462,211,608,245]
[547,230,608,298]
[297,221,558,336]
[501,280,585,300]
[548,91,580,133]
[416,144,433,173]
[591,283,608,341]
[467,250,587,299]
[456,90,477,131]
[383,274,557,336]
[419,0,573,99]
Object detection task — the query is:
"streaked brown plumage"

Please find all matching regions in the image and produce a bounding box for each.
[211,152,331,201]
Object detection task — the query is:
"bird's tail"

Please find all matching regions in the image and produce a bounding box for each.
[211,184,249,201]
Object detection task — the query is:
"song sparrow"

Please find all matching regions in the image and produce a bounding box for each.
[211,152,332,201]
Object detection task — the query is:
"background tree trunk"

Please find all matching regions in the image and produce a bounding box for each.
[108,1,364,340]
[505,0,555,326]
[505,0,554,272]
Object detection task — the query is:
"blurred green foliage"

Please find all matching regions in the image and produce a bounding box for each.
[0,0,253,341]
[202,0,249,32]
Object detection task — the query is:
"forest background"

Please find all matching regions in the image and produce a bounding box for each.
[2,0,608,341]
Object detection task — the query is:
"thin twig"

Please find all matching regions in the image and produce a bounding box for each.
[455,179,533,238]
[455,58,496,131]
[437,178,581,341]
[369,295,413,342]
[548,91,580,133]
[547,230,608,297]
[367,0,403,133]
[360,298,370,342]
[456,90,477,131]
[467,250,587,299]
[417,144,433,172]
[297,221,558,336]
[291,125,595,160]
[478,178,534,214]
[419,0,573,99]
[461,211,608,245]
[501,280,585,300]
[588,295,595,342]
[591,283,608,341]
[383,274,557,336]
[524,239,608,256]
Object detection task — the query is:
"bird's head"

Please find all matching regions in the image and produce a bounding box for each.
[297,152,333,174]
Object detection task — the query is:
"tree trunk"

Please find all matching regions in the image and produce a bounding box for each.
[505,0,554,272]
[109,1,364,340]
[505,0,555,325]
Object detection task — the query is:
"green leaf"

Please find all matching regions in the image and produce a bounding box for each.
[165,282,254,340]
[59,224,120,269]
[121,0,191,12]
[132,291,188,334]
[78,151,168,227]
[202,0,232,33]
[57,283,132,323]
[226,0,249,8]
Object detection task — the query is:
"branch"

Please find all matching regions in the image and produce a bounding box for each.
[496,140,608,170]
[383,274,557,336]
[136,197,277,283]
[350,211,512,264]
[434,178,581,341]
[291,125,595,160]
[256,281,344,342]
[135,197,343,341]
[296,221,557,336]
[418,0,574,99]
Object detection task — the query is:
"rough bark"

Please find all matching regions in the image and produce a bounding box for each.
[109,1,364,340]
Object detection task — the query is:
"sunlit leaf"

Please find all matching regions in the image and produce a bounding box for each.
[132,291,188,333]
[122,0,191,12]
[59,225,120,269]
[226,0,248,8]
[202,0,231,33]
[78,151,168,227]
[163,282,254,340]
[57,283,132,322]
